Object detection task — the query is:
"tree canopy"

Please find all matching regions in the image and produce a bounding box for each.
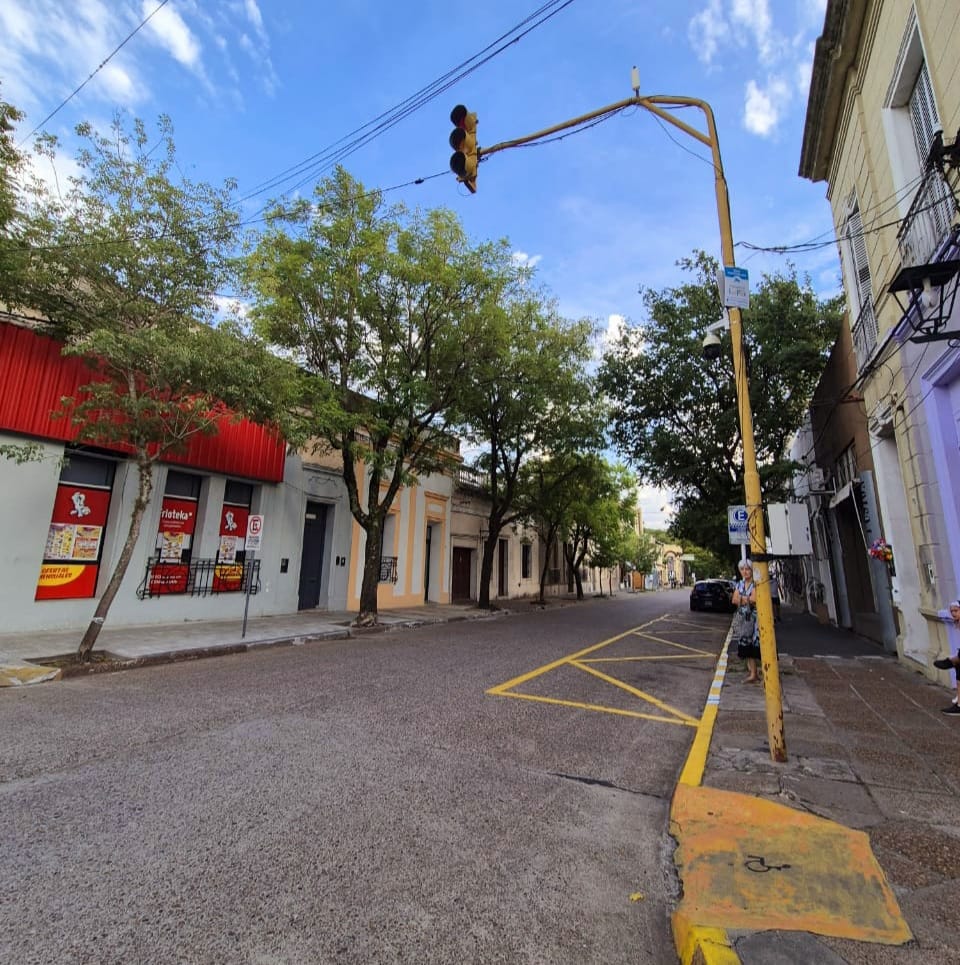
[243,166,513,623]
[10,113,290,658]
[455,276,602,608]
[599,251,842,560]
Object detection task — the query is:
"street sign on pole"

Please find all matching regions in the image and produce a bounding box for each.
[727,505,749,545]
[242,515,264,638]
[720,266,750,309]
[245,514,264,551]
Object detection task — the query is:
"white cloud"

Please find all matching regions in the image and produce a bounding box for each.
[637,485,675,530]
[730,0,781,65]
[687,0,821,136]
[243,0,267,44]
[512,251,542,270]
[144,0,202,70]
[97,63,143,104]
[743,76,791,137]
[688,0,729,66]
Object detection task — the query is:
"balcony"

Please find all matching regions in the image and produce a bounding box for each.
[896,159,957,268]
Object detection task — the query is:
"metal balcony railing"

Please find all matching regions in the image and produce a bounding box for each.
[379,556,398,583]
[137,558,261,599]
[897,161,958,268]
[457,466,488,490]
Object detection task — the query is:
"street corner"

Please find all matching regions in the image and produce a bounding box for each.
[670,783,912,946]
[0,653,62,687]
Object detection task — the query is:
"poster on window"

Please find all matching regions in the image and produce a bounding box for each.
[36,483,112,600]
[154,496,197,561]
[213,503,249,591]
[149,496,198,594]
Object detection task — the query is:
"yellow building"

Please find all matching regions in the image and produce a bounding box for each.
[800,0,960,672]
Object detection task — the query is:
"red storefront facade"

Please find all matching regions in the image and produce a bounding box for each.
[0,317,308,634]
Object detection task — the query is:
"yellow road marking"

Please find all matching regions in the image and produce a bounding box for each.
[628,632,716,654]
[487,614,721,727]
[495,688,696,726]
[584,655,714,663]
[486,620,660,695]
[570,660,699,724]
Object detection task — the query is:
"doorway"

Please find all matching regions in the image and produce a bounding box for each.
[497,538,508,597]
[452,546,473,602]
[298,502,327,610]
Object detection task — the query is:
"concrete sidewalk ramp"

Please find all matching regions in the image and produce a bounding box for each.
[0,653,62,687]
[671,783,912,945]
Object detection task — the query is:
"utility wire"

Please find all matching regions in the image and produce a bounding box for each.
[239,0,578,206]
[18,0,172,146]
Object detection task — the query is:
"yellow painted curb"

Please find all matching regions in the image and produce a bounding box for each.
[671,624,739,963]
[673,912,740,965]
[670,623,911,959]
[0,661,62,687]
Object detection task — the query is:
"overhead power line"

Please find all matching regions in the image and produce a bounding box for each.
[238,0,579,205]
[19,0,172,146]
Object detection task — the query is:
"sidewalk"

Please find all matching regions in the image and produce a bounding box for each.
[674,604,960,964]
[0,601,510,683]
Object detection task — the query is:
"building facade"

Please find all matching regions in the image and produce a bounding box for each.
[0,315,567,636]
[800,0,960,672]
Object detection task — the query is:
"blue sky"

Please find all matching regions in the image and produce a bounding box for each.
[1,0,837,527]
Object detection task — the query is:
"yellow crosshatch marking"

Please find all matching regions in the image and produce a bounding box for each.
[487,615,717,726]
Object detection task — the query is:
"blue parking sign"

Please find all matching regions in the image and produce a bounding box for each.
[728,505,749,544]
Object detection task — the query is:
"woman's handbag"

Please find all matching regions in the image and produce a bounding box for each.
[736,605,760,659]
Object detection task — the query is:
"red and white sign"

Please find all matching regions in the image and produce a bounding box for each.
[36,483,112,600]
[245,514,264,551]
[155,496,197,561]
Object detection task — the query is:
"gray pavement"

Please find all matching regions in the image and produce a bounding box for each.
[706,604,960,963]
[0,601,507,669]
[5,596,960,964]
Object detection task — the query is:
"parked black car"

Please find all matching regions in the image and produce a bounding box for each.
[689,579,736,612]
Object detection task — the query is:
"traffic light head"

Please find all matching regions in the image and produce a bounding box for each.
[449,104,478,193]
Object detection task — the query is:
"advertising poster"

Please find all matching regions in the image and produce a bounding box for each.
[149,496,198,595]
[213,503,249,591]
[36,483,112,600]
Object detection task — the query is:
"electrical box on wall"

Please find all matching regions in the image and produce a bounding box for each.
[767,503,812,556]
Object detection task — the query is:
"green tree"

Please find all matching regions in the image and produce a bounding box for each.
[10,114,289,660]
[599,251,842,560]
[243,167,503,625]
[521,453,593,604]
[585,471,638,596]
[0,88,27,312]
[621,529,658,588]
[456,278,601,609]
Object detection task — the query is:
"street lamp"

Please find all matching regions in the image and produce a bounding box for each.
[470,83,787,762]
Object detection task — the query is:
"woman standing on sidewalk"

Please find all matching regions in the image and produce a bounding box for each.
[733,559,761,683]
[934,600,960,715]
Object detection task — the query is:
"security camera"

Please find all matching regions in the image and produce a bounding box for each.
[702,330,722,361]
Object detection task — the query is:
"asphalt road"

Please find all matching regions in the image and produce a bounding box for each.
[0,590,731,965]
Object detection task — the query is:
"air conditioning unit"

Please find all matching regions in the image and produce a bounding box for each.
[809,467,828,489]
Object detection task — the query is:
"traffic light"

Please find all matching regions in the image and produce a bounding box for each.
[449,104,478,193]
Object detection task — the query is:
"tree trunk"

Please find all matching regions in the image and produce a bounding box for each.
[356,517,382,626]
[477,528,500,609]
[77,456,153,661]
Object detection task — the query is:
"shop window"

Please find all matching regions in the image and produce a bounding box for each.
[149,470,203,594]
[214,480,255,592]
[35,453,116,600]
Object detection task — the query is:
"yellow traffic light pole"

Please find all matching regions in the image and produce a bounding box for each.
[479,94,786,762]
